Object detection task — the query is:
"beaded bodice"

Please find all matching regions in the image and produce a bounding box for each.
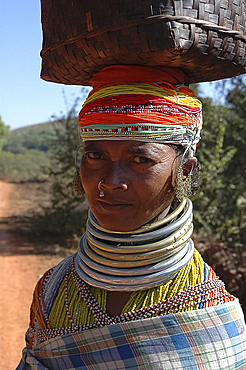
[28,250,234,346]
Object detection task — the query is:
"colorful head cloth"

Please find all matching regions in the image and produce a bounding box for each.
[78,65,202,149]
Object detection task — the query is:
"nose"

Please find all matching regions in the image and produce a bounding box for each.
[101,162,128,191]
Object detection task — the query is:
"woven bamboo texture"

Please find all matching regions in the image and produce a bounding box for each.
[40,0,246,85]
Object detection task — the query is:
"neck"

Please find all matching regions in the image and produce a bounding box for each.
[152,204,172,223]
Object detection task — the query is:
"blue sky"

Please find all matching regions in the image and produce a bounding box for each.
[0,1,84,130]
[0,1,219,131]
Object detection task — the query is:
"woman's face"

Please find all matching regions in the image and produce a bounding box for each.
[81,140,179,232]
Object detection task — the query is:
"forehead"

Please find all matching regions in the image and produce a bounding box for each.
[83,140,174,155]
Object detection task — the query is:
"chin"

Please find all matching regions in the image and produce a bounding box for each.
[96,215,142,232]
[100,221,137,232]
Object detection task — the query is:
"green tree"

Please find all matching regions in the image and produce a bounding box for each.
[192,77,246,245]
[0,116,9,151]
[222,77,246,243]
[43,88,90,245]
[192,97,237,237]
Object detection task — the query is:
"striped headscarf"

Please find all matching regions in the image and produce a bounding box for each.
[78,66,202,149]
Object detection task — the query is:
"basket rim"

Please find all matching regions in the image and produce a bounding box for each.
[41,14,246,57]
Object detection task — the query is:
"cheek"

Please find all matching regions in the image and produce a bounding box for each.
[80,161,97,195]
[140,167,176,208]
[150,175,174,201]
[145,165,175,193]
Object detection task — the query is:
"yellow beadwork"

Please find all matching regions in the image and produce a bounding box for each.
[83,83,201,108]
[48,249,204,328]
[49,276,107,328]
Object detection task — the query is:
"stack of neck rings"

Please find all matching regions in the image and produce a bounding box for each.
[76,199,195,291]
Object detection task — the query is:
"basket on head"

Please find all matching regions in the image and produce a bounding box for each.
[40,0,246,85]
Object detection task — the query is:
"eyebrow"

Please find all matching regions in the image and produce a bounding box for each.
[83,142,156,156]
[83,143,101,151]
[126,147,153,155]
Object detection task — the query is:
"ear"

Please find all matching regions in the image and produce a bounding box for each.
[182,157,197,177]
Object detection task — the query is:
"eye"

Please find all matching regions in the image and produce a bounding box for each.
[86,151,104,160]
[133,156,153,164]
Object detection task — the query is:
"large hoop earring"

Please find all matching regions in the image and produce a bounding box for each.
[174,165,192,202]
[73,144,84,196]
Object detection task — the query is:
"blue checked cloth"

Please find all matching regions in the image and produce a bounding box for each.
[17,299,246,369]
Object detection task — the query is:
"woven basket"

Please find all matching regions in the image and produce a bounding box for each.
[40,0,246,85]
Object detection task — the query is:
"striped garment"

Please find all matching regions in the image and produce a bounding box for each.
[18,299,246,369]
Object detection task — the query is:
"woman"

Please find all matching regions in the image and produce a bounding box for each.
[18,66,246,369]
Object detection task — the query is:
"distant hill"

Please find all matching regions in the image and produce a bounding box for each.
[2,121,60,154]
[0,120,72,182]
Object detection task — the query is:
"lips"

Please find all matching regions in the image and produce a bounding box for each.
[98,200,133,212]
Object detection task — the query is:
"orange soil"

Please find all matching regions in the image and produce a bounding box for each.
[0,181,63,370]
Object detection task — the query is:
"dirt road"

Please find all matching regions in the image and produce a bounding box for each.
[0,181,63,369]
